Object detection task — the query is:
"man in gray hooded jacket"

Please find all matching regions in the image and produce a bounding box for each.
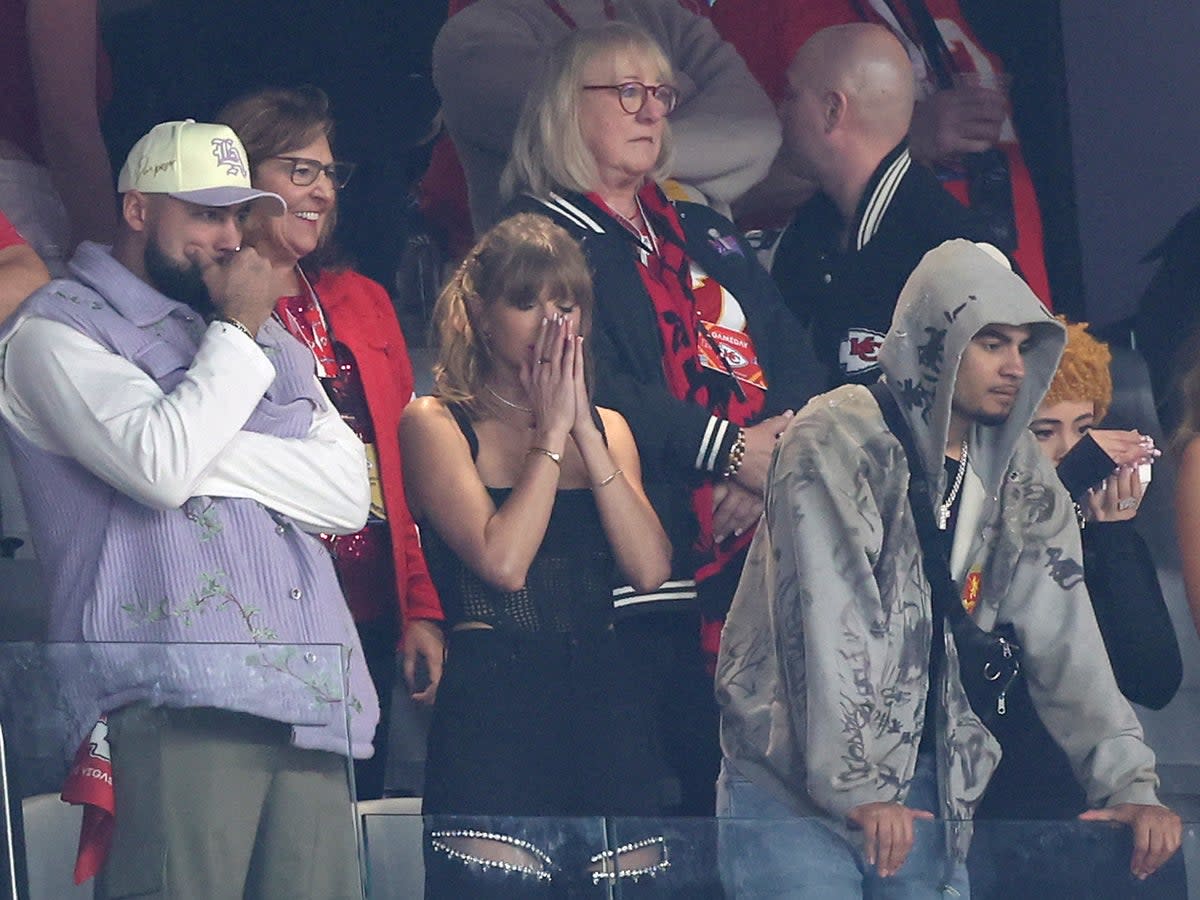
[716,240,1180,897]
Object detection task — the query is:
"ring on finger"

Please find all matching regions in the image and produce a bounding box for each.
[1117,497,1138,511]
[538,358,551,364]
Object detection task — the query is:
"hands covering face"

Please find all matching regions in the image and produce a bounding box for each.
[520,314,596,442]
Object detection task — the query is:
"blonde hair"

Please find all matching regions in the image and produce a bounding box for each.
[1041,317,1113,422]
[502,21,676,201]
[433,214,594,416]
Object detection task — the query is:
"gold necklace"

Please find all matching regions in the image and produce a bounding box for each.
[486,385,533,414]
[937,440,969,531]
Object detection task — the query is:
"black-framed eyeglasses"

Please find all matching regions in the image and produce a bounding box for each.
[271,156,356,190]
[581,81,680,115]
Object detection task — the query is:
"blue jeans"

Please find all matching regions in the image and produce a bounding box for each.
[716,754,969,899]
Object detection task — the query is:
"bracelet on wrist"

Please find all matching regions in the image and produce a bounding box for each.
[722,429,747,480]
[216,315,255,341]
[595,467,623,488]
[527,446,562,467]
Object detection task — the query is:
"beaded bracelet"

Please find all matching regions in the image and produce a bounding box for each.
[722,429,747,480]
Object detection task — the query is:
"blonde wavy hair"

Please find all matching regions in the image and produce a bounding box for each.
[502,21,676,202]
[433,214,594,417]
[1041,317,1113,423]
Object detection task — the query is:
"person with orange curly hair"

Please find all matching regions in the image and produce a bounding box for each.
[970,318,1183,899]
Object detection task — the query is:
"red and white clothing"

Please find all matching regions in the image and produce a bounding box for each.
[280,267,441,629]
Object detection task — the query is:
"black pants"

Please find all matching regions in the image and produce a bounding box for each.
[423,628,672,899]
[424,628,663,817]
[354,612,398,801]
[616,612,721,817]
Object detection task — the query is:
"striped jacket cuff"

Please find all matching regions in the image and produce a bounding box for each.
[612,579,698,612]
[695,416,740,474]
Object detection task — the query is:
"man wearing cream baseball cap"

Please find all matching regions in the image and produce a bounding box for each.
[118,118,287,213]
[0,120,375,897]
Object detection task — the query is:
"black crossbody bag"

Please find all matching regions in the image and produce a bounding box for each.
[868,382,1021,726]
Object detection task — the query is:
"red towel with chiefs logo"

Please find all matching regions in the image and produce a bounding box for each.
[60,717,115,884]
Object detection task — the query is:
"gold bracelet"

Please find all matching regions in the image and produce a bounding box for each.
[722,429,747,479]
[595,467,624,487]
[527,446,562,466]
[216,315,255,341]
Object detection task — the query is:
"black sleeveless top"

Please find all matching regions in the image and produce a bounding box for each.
[420,404,619,635]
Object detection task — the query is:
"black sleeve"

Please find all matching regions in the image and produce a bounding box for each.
[1055,433,1116,500]
[1082,521,1183,710]
[591,320,740,478]
[752,269,828,414]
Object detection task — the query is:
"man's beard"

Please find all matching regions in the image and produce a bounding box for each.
[144,239,215,317]
[974,410,1012,428]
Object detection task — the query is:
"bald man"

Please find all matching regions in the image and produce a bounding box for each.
[755,23,994,388]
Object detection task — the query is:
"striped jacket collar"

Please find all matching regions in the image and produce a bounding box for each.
[536,191,610,234]
[850,141,912,252]
[529,184,682,237]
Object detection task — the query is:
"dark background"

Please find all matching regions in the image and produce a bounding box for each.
[96,1,1200,333]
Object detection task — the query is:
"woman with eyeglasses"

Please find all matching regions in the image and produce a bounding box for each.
[503,22,824,817]
[217,86,444,801]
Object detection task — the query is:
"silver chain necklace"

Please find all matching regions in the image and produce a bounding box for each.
[486,385,533,414]
[937,440,969,531]
[610,197,659,256]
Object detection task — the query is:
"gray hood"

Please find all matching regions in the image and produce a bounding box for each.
[877,239,1065,507]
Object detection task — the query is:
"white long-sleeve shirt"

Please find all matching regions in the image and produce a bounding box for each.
[0,316,369,535]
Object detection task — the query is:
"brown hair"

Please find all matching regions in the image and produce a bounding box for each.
[432,214,594,417]
[215,85,343,272]
[1041,317,1113,423]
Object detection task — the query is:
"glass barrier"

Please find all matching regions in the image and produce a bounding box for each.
[2,641,1197,900]
[360,813,1199,899]
[0,641,359,900]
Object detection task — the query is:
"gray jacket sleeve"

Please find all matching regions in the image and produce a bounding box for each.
[646,1,781,205]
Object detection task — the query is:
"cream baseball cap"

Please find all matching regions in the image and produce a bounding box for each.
[117,119,285,215]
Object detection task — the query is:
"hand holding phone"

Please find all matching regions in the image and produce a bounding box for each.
[1056,430,1157,501]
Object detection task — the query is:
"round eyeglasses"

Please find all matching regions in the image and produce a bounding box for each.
[271,156,356,190]
[581,81,680,115]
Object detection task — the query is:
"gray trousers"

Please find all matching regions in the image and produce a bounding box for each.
[96,704,362,900]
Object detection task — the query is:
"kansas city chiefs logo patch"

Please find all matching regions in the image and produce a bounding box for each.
[838,327,886,375]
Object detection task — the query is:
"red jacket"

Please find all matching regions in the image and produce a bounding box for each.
[315,268,443,627]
